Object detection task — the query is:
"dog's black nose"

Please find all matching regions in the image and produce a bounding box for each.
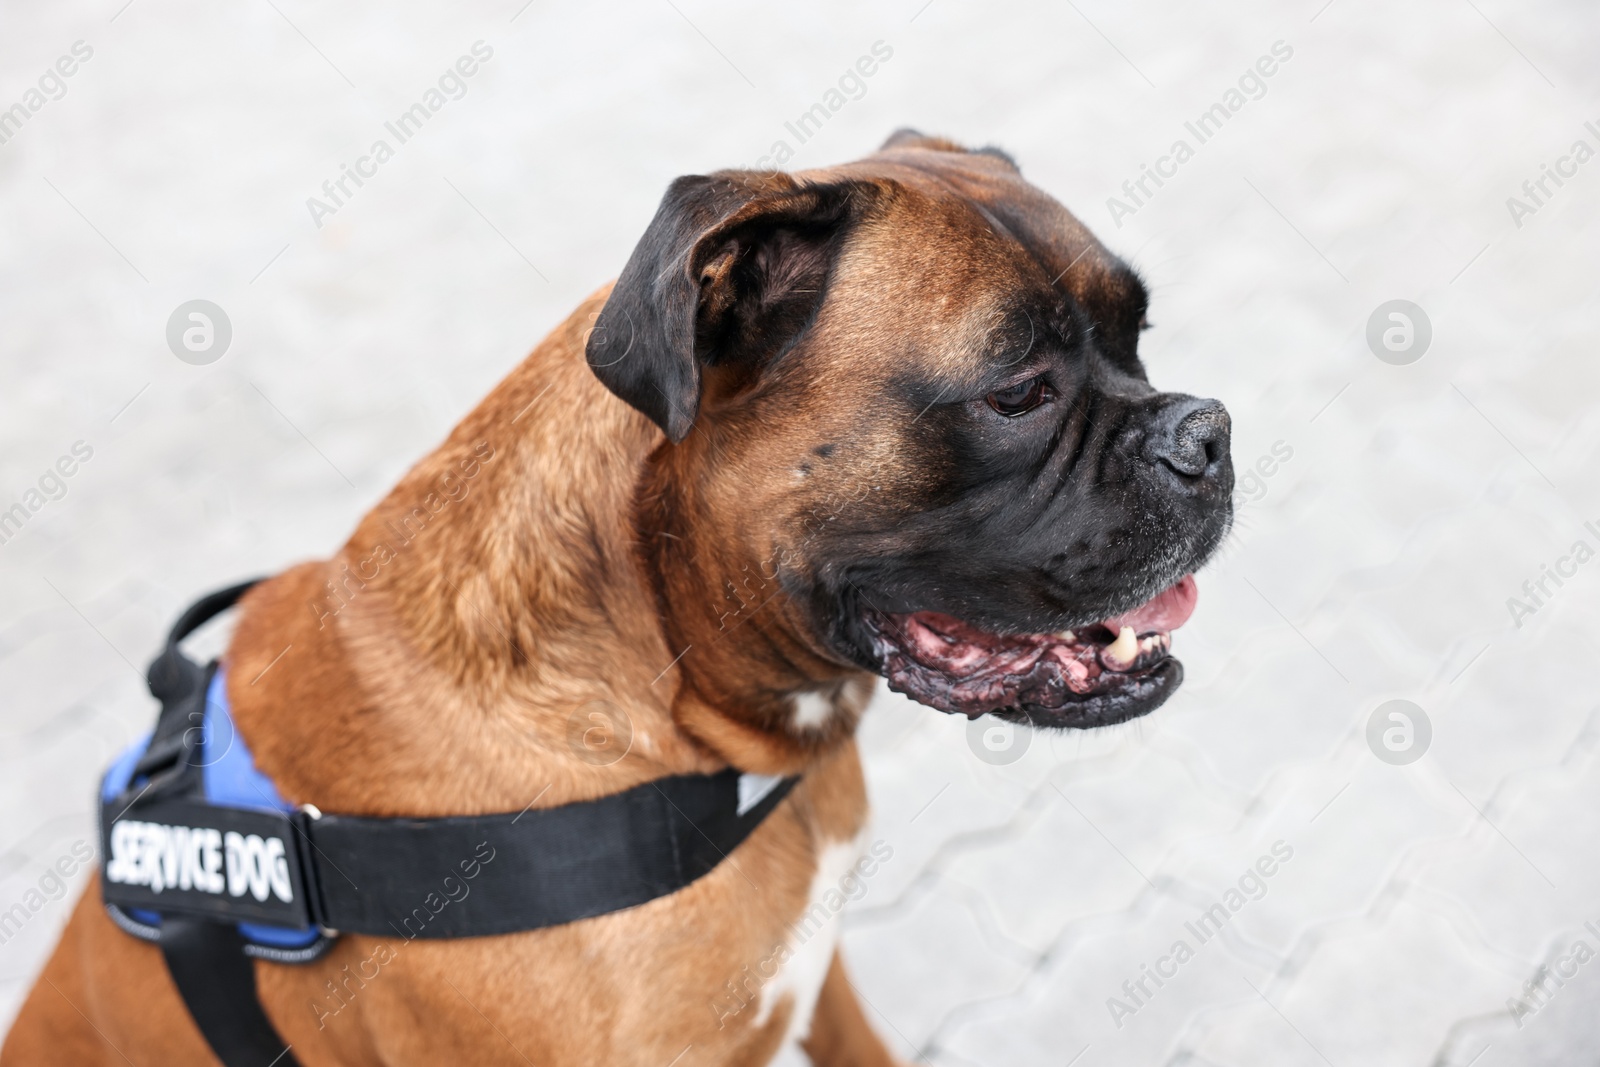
[1147,397,1231,484]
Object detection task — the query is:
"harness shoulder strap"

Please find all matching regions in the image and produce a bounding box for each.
[136,579,263,796]
[160,918,301,1067]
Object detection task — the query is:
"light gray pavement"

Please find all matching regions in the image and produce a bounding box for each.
[3,1,1598,1064]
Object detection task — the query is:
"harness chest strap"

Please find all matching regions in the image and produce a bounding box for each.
[100,581,798,1067]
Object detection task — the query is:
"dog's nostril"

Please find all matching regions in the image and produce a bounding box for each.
[1149,398,1231,480]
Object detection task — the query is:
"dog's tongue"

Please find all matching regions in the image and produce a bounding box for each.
[1101,575,1198,634]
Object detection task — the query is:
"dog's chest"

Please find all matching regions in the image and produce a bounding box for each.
[753,831,868,1050]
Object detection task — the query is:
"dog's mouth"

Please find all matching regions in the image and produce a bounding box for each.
[861,575,1197,729]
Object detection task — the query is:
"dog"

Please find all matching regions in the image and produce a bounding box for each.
[2,129,1231,1066]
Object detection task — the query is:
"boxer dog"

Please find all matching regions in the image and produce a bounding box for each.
[3,130,1231,1066]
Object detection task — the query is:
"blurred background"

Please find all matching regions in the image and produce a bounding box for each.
[3,1,1599,1063]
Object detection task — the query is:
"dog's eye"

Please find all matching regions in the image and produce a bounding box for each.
[986,376,1051,417]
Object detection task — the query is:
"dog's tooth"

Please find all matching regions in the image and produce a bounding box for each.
[1056,629,1076,642]
[1104,625,1137,667]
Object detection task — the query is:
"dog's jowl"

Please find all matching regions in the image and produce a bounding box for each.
[3,130,1230,1067]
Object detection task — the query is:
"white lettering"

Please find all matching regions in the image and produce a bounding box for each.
[225,830,248,896]
[108,820,286,901]
[245,833,269,901]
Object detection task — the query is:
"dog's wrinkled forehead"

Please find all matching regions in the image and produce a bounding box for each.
[812,202,1042,388]
[819,136,1150,378]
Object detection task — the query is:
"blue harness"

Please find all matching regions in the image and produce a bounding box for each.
[99,580,798,1067]
[101,667,326,959]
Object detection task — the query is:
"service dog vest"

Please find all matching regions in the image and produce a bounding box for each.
[99,581,798,1067]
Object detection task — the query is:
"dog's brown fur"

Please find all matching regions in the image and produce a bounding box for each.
[3,133,1141,1066]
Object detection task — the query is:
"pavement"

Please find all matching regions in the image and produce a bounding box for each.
[2,0,1598,1064]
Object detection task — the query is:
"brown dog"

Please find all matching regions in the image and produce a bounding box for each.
[3,130,1231,1066]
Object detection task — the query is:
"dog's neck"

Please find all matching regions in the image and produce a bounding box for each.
[229,291,863,815]
[632,433,876,770]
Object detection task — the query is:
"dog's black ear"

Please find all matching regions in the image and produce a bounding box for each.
[587,172,870,442]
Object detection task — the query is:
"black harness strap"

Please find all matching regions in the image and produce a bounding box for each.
[160,918,302,1067]
[307,768,794,939]
[102,581,800,1067]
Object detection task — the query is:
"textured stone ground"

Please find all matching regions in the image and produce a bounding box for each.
[2,1,1597,1064]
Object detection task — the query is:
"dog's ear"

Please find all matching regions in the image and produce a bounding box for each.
[879,128,1019,171]
[880,127,966,153]
[587,172,871,443]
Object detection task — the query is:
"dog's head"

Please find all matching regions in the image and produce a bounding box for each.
[587,131,1232,732]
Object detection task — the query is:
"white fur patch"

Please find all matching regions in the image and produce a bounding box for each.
[756,833,867,1047]
[791,691,834,730]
